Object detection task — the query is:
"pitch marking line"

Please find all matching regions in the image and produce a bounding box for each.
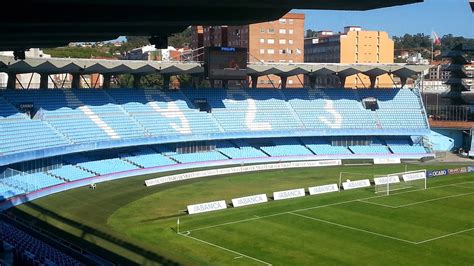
[187,180,474,233]
[359,191,474,209]
[288,212,417,244]
[357,199,396,208]
[394,191,474,208]
[288,212,474,245]
[416,228,474,244]
[178,232,272,265]
[451,184,474,190]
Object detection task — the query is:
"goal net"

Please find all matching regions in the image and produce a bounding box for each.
[374,169,427,195]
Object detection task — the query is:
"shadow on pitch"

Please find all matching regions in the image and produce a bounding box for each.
[8,202,180,266]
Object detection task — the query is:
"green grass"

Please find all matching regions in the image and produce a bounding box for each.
[9,164,474,265]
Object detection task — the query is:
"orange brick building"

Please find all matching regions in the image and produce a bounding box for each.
[191,13,305,88]
[305,26,395,88]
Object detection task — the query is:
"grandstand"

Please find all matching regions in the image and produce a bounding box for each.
[0,87,432,204]
[1,221,84,265]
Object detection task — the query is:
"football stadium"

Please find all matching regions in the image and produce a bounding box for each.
[0,0,473,265]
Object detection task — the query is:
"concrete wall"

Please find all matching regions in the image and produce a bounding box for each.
[428,129,464,151]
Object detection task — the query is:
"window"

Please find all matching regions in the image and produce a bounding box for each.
[296,48,301,54]
[268,28,275,34]
[279,29,286,34]
[289,60,294,63]
[267,39,275,44]
[267,49,275,54]
[289,80,294,84]
[289,19,294,24]
[260,28,265,33]
[260,49,265,54]
[279,49,286,54]
[279,39,286,44]
[279,19,286,24]
[279,60,286,63]
[289,39,294,45]
[289,29,294,35]
[260,38,265,44]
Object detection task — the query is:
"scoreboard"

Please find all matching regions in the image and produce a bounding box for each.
[205,47,247,80]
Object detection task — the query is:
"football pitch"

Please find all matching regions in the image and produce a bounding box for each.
[10,164,474,265]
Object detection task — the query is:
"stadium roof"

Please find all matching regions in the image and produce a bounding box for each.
[0,56,428,80]
[2,0,423,53]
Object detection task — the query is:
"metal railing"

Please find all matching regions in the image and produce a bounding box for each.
[426,105,471,122]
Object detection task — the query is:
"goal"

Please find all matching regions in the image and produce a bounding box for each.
[374,169,427,195]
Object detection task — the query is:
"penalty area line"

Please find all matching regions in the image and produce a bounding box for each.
[357,199,397,208]
[186,180,474,233]
[288,212,417,245]
[359,191,474,209]
[416,228,474,244]
[178,232,272,265]
[394,191,474,208]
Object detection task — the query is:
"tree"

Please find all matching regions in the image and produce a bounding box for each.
[168,27,192,48]
[393,33,474,55]
[43,47,112,58]
[305,29,317,38]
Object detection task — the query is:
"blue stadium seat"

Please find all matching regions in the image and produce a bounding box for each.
[0,88,429,156]
[349,145,391,154]
[48,165,94,181]
[171,151,228,163]
[123,147,176,168]
[1,221,84,265]
[77,158,138,175]
[301,138,352,155]
[259,139,313,157]
[216,141,267,159]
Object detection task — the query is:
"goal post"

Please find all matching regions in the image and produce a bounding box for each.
[374,169,427,195]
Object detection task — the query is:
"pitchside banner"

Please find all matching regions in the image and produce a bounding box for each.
[448,167,467,175]
[427,169,448,178]
[373,158,401,165]
[231,194,268,208]
[273,188,306,201]
[342,179,371,190]
[468,166,474,173]
[373,176,401,185]
[402,172,426,182]
[145,160,342,186]
[308,184,339,195]
[187,200,227,214]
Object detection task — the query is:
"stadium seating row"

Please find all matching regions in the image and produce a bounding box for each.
[0,88,429,155]
[0,137,428,200]
[0,221,84,265]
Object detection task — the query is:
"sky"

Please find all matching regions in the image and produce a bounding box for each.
[110,0,473,43]
[297,0,473,38]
